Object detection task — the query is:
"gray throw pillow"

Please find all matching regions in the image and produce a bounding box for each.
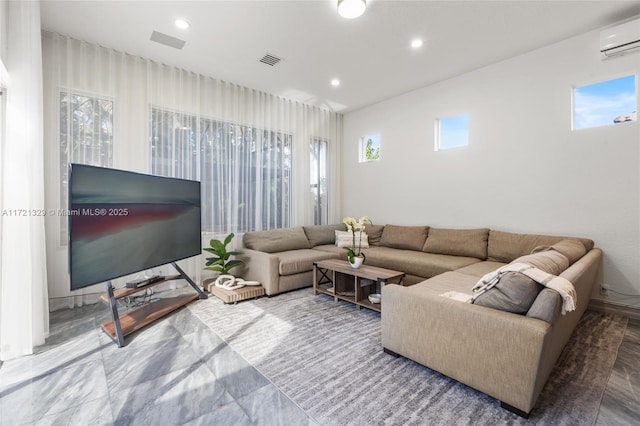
[526,288,562,324]
[473,272,543,314]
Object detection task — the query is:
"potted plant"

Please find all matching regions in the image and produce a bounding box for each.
[342,216,370,268]
[204,232,244,275]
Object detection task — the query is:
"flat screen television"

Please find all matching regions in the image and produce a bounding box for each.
[68,164,201,290]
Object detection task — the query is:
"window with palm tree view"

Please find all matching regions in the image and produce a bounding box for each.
[360,134,380,162]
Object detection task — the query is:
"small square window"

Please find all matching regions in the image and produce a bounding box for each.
[359,134,380,162]
[436,113,468,151]
[573,75,637,130]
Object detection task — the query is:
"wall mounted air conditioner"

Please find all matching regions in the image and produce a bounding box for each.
[600,18,640,58]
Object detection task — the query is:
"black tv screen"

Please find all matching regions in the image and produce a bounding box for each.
[68,164,201,290]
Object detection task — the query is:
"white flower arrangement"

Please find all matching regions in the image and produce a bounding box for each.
[342,215,370,264]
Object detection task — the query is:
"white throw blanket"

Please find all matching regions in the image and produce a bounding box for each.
[440,291,473,303]
[473,263,577,314]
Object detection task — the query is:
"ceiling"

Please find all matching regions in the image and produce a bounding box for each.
[40,1,640,113]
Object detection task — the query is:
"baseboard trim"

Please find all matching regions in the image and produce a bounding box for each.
[588,299,640,321]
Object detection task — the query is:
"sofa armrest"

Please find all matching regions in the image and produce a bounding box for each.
[560,248,602,312]
[382,284,551,413]
[237,248,280,296]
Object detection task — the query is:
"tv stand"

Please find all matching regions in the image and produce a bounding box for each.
[100,262,207,347]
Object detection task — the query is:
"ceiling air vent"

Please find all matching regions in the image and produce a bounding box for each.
[150,31,186,50]
[259,53,282,66]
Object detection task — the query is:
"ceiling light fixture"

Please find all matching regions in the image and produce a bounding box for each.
[331,79,341,87]
[175,19,191,30]
[411,39,423,48]
[337,0,366,19]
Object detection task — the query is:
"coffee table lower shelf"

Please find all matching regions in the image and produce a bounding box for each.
[357,298,381,312]
[317,286,382,312]
[101,293,199,339]
[313,260,404,313]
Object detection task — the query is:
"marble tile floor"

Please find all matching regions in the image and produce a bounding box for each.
[0,301,316,426]
[596,318,640,425]
[0,301,638,426]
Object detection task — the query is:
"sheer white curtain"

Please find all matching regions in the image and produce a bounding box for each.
[0,1,49,360]
[42,33,343,309]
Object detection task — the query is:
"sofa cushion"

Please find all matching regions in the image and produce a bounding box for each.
[335,230,369,249]
[487,230,594,263]
[473,272,543,314]
[379,225,429,251]
[362,246,480,279]
[423,227,489,259]
[365,224,385,246]
[243,227,310,253]
[455,261,507,277]
[532,239,586,266]
[312,244,345,256]
[413,271,478,295]
[512,249,569,275]
[276,249,339,276]
[303,224,346,248]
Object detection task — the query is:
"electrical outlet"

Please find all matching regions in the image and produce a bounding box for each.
[600,283,610,296]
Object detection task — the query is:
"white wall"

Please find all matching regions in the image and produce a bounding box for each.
[42,33,343,310]
[343,27,640,307]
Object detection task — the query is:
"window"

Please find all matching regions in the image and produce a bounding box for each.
[359,134,380,162]
[151,107,292,234]
[573,75,637,130]
[60,92,114,242]
[436,113,469,151]
[310,138,328,225]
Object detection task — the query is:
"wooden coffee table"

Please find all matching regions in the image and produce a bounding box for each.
[313,259,405,312]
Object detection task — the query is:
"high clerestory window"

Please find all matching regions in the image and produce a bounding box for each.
[436,113,469,151]
[151,107,292,234]
[359,133,380,162]
[573,75,637,130]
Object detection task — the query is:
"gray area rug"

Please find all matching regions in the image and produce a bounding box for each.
[188,288,628,425]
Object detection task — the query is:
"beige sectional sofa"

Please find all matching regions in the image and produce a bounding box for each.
[238,223,601,417]
[239,225,347,296]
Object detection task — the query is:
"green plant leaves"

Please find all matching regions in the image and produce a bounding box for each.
[224,232,235,246]
[224,260,244,270]
[343,247,355,263]
[203,233,244,274]
[208,239,225,252]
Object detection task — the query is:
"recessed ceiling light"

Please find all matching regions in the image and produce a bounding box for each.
[411,39,423,48]
[337,0,366,19]
[175,19,191,30]
[331,79,341,87]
